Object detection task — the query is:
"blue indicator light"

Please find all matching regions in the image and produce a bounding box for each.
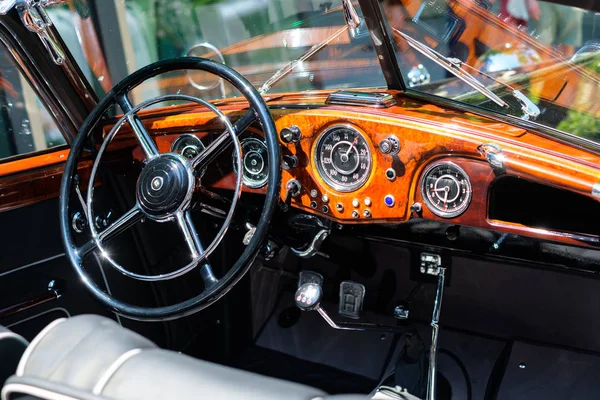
[384,195,395,207]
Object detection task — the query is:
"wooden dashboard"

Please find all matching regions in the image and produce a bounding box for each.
[1,89,600,248]
[140,91,600,248]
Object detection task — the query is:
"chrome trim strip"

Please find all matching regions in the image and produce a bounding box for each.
[0,332,28,347]
[6,307,71,329]
[326,91,396,108]
[2,382,79,400]
[592,183,600,199]
[0,254,65,278]
[16,318,66,376]
[92,348,142,395]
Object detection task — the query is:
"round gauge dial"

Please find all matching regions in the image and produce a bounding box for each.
[421,162,472,218]
[314,126,372,192]
[233,137,269,188]
[171,134,205,160]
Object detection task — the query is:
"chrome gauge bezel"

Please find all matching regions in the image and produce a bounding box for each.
[420,161,472,218]
[171,133,206,160]
[233,137,269,188]
[314,125,372,193]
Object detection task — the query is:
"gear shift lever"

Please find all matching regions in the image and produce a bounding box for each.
[295,283,404,333]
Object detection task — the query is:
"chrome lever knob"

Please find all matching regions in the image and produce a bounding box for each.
[295,282,323,311]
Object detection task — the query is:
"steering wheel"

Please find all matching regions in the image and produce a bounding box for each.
[59,58,281,321]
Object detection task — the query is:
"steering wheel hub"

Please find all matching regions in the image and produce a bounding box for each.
[136,154,193,220]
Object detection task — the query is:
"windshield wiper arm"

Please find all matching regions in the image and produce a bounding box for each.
[258,0,363,95]
[393,29,508,108]
[258,25,349,94]
[393,29,540,120]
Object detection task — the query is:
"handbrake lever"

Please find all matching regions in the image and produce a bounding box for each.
[295,283,404,333]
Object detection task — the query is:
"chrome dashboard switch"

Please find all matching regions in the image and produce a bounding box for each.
[379,135,400,155]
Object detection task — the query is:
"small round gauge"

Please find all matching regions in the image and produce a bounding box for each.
[233,137,269,188]
[171,134,205,160]
[421,162,472,218]
[314,125,372,192]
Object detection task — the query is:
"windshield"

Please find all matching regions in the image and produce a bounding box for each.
[52,0,385,101]
[382,0,600,141]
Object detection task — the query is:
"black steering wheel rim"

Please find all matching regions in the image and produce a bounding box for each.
[59,57,281,321]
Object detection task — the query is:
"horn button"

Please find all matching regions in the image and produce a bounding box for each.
[136,154,193,220]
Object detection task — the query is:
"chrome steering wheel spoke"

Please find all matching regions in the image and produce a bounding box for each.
[83,93,243,282]
[177,211,218,288]
[191,109,256,172]
[117,94,160,159]
[79,206,143,258]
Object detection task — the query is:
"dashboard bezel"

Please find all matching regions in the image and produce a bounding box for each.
[234,136,269,189]
[420,161,473,219]
[312,124,373,193]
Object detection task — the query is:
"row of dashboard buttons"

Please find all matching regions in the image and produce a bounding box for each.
[309,191,396,218]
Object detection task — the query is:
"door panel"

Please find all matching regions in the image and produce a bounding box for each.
[0,198,115,340]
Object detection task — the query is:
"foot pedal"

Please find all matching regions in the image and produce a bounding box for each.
[339,281,365,319]
[298,270,323,288]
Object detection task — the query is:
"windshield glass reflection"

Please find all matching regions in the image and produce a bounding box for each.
[383,0,600,141]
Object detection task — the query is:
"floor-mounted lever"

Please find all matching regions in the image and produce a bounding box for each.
[295,282,404,333]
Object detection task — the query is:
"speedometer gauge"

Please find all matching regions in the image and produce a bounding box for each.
[314,126,372,192]
[421,162,472,218]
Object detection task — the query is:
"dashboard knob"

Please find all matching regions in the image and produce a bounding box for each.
[286,179,301,197]
[283,179,302,209]
[380,139,392,154]
[280,126,302,144]
[410,202,422,213]
[379,135,400,155]
[282,154,299,170]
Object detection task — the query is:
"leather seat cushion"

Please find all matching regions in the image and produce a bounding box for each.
[2,315,369,400]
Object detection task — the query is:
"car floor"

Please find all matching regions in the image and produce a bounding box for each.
[228,238,600,400]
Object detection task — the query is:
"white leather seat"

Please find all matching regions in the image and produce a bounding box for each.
[1,315,369,400]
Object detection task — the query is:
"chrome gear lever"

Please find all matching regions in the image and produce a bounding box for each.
[295,283,404,333]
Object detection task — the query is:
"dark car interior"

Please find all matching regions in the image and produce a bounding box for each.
[1,0,600,399]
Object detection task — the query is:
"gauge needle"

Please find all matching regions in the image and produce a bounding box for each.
[345,137,358,157]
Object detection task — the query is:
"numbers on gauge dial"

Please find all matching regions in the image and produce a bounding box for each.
[421,162,472,218]
[315,126,372,192]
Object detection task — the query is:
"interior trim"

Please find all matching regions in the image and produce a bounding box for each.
[92,348,142,395]
[0,254,65,278]
[6,308,71,329]
[16,318,66,376]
